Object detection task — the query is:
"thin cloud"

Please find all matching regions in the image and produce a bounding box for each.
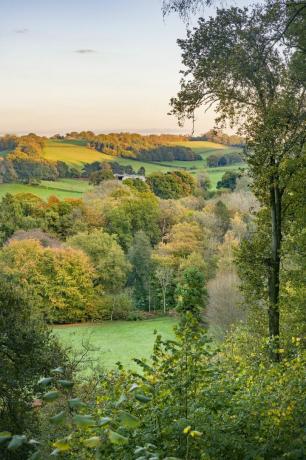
[75,49,97,54]
[15,28,29,34]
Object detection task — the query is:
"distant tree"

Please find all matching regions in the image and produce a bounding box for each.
[176,266,207,321]
[147,170,196,199]
[123,178,149,192]
[137,166,146,176]
[214,200,231,240]
[155,264,174,314]
[0,158,17,183]
[89,169,114,185]
[128,231,154,310]
[197,172,211,192]
[103,189,160,250]
[0,240,96,323]
[56,161,70,178]
[7,228,61,248]
[0,193,45,244]
[67,229,130,294]
[216,171,239,191]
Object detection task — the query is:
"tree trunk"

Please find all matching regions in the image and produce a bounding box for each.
[163,288,166,314]
[268,181,282,361]
[148,283,151,313]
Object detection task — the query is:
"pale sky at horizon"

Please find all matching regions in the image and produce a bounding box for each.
[1,0,249,136]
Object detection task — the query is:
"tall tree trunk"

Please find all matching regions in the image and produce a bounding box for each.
[268,180,282,361]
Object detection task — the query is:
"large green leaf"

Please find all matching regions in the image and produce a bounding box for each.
[38,377,53,385]
[7,435,26,450]
[49,411,66,425]
[73,414,96,427]
[58,379,74,389]
[108,430,129,446]
[43,391,60,402]
[53,439,70,452]
[83,436,101,448]
[118,411,140,429]
[135,393,152,403]
[98,416,111,427]
[68,397,87,409]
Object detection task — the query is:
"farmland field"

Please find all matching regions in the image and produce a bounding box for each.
[53,317,176,370]
[0,179,91,200]
[0,139,245,199]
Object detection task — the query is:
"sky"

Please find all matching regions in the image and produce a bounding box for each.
[0,0,249,135]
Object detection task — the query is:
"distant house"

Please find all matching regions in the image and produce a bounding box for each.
[114,173,146,182]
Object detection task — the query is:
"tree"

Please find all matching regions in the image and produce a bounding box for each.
[0,240,96,323]
[217,171,239,191]
[128,231,153,310]
[147,171,196,199]
[137,166,146,176]
[89,167,114,185]
[67,230,130,294]
[103,189,160,250]
[155,264,174,314]
[176,266,207,321]
[0,281,66,460]
[213,200,231,240]
[168,2,306,359]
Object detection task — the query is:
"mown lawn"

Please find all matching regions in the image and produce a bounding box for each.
[53,318,176,370]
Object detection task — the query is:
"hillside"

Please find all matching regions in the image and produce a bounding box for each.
[0,138,244,199]
[43,138,243,174]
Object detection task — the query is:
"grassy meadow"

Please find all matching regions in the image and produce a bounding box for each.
[53,317,176,370]
[0,179,91,200]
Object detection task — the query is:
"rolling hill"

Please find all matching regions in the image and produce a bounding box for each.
[0,138,244,199]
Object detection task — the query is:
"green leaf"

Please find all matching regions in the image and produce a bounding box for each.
[118,411,140,429]
[28,439,41,446]
[115,393,127,407]
[135,393,152,403]
[53,439,70,452]
[83,436,101,448]
[38,377,53,385]
[128,383,139,392]
[7,435,26,450]
[108,430,128,446]
[73,414,96,427]
[98,416,111,427]
[42,391,60,402]
[0,431,11,444]
[68,397,87,409]
[51,367,64,374]
[58,379,74,389]
[49,411,66,425]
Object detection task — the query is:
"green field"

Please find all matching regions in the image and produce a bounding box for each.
[0,179,91,200]
[43,139,175,175]
[0,139,244,199]
[42,139,244,178]
[53,318,176,370]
